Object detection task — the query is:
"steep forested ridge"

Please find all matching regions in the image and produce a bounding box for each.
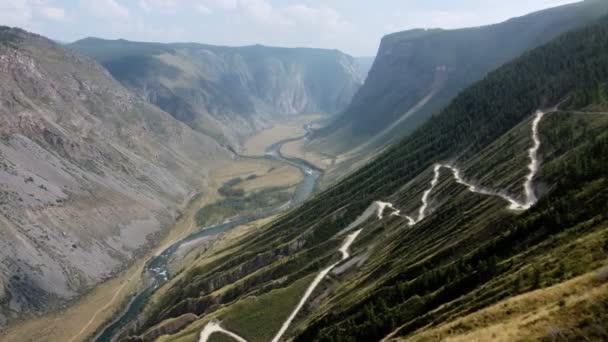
[294,15,608,341]
[311,0,608,156]
[129,14,608,342]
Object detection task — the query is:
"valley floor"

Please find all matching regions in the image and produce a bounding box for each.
[242,114,323,157]
[243,113,386,189]
[0,115,322,342]
[138,108,608,342]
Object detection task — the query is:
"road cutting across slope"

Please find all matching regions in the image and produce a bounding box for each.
[396,109,548,226]
[199,203,395,342]
[198,109,550,341]
[199,321,248,342]
[270,228,363,342]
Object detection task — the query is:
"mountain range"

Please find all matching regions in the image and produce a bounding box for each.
[307,0,608,184]
[69,39,364,146]
[0,29,367,329]
[0,27,234,326]
[118,6,608,342]
[2,1,608,342]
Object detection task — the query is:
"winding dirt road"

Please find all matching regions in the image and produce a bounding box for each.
[393,109,548,226]
[199,322,248,342]
[199,204,388,342]
[197,108,550,342]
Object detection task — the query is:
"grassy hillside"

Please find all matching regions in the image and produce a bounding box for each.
[125,13,608,342]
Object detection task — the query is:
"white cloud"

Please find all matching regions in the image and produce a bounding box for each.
[235,0,290,26]
[0,0,68,32]
[132,16,186,41]
[284,4,352,36]
[239,0,271,20]
[139,0,177,13]
[80,0,129,20]
[131,0,349,31]
[38,6,66,21]
[1,0,579,56]
[194,3,212,15]
[205,0,237,11]
[0,0,34,27]
[137,0,214,15]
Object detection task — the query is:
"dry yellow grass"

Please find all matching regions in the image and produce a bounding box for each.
[281,138,334,171]
[211,158,303,192]
[396,266,608,342]
[236,164,302,192]
[0,261,144,342]
[244,124,304,156]
[164,160,301,277]
[242,114,322,156]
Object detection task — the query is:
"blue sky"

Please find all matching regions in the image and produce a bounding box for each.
[0,0,580,55]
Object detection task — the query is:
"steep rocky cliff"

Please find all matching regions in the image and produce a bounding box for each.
[313,0,608,155]
[69,39,363,146]
[0,27,228,325]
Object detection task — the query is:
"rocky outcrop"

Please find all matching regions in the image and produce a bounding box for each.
[69,39,364,146]
[0,279,6,302]
[312,0,608,156]
[0,27,228,324]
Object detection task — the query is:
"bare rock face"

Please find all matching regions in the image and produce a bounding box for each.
[0,278,5,301]
[0,27,229,324]
[69,39,364,146]
[314,0,608,155]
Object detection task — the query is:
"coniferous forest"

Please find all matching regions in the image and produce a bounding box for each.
[134,14,608,342]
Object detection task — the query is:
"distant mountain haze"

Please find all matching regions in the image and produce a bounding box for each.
[354,56,376,80]
[69,38,364,146]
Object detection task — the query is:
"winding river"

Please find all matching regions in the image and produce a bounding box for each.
[93,128,321,342]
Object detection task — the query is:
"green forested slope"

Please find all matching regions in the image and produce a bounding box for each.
[312,0,608,155]
[128,14,608,342]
